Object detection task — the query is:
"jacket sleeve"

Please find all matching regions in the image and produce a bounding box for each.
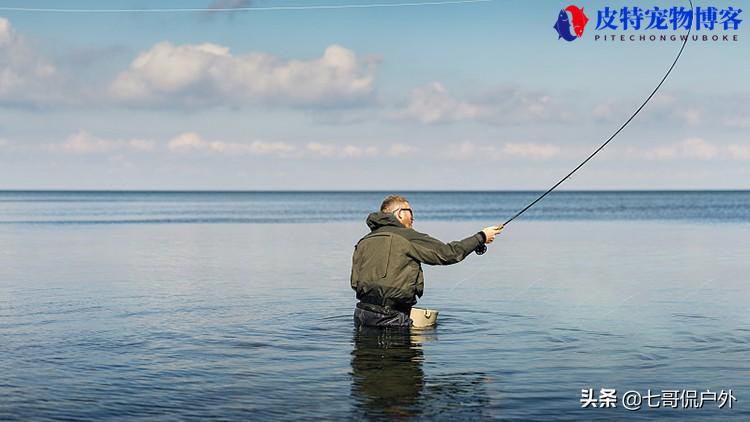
[407,231,484,265]
[350,244,359,291]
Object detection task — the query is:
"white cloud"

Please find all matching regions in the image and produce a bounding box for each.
[594,94,688,123]
[501,143,560,159]
[727,144,750,160]
[167,132,295,156]
[110,43,377,107]
[443,141,477,160]
[681,138,718,159]
[640,145,677,160]
[724,116,750,129]
[678,108,702,126]
[387,143,417,157]
[0,18,377,110]
[629,138,720,160]
[306,142,378,158]
[54,131,155,154]
[442,141,560,160]
[393,83,568,126]
[166,132,204,150]
[589,92,750,129]
[310,143,338,156]
[42,131,403,160]
[168,138,388,159]
[127,139,156,152]
[0,17,62,106]
[60,131,116,153]
[393,82,487,124]
[592,102,614,119]
[652,93,676,106]
[473,86,567,125]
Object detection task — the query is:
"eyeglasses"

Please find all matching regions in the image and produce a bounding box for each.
[396,208,413,217]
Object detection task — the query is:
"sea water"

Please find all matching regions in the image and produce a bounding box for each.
[1,191,748,420]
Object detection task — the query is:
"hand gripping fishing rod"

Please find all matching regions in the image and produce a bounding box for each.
[476,0,693,256]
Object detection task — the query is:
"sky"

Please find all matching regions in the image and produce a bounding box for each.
[0,0,747,190]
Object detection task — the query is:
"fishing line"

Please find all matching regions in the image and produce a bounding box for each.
[458,0,692,295]
[0,0,492,13]
[498,0,693,229]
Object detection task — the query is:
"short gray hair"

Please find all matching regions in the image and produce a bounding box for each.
[380,194,409,212]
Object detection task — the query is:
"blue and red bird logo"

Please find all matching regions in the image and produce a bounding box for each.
[553,5,589,41]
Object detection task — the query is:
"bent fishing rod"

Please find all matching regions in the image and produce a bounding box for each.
[475,1,693,255]
[506,5,691,227]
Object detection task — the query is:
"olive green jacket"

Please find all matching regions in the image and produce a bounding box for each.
[350,212,484,308]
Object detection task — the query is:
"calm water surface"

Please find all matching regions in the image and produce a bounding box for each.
[1,192,749,420]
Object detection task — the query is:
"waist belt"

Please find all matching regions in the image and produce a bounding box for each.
[358,296,411,315]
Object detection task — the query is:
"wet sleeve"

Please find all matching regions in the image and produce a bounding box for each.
[408,231,484,265]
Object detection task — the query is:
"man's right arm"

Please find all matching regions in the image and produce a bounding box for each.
[407,231,484,265]
[407,225,503,265]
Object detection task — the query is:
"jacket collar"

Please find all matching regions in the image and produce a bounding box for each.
[365,211,405,231]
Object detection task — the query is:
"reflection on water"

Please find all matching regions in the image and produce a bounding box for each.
[351,326,490,419]
[351,327,425,419]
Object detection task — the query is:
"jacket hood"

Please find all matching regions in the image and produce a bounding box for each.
[366,211,404,231]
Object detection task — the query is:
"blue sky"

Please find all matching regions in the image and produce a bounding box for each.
[0,0,747,189]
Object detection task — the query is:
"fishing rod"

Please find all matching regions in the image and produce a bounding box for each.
[474,0,693,255]
[507,5,692,227]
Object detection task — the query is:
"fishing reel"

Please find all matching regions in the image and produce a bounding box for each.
[474,244,487,255]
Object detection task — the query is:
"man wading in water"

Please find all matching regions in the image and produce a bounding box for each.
[350,195,502,328]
